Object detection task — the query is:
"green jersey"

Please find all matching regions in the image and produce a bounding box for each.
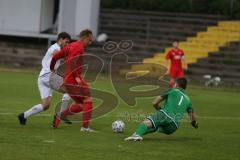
[160,88,193,125]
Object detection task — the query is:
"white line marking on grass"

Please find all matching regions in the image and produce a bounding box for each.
[0,112,240,120]
[0,113,15,115]
[43,140,55,143]
[0,112,52,117]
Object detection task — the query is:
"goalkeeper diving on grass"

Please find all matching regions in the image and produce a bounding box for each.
[125,77,198,141]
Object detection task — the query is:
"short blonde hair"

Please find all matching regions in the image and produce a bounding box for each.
[79,29,93,38]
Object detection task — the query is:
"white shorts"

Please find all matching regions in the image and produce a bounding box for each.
[49,72,64,92]
[38,73,52,99]
[38,73,70,101]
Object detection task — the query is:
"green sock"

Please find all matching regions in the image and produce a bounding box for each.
[135,123,148,136]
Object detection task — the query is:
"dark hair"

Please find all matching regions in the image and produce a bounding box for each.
[173,40,179,43]
[79,29,93,38]
[57,32,71,41]
[176,77,188,90]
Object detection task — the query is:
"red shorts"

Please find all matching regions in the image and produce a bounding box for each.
[64,77,91,104]
[170,69,184,78]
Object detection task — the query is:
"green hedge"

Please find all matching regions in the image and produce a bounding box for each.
[101,0,240,19]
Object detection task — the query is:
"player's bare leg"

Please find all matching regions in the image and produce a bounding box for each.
[18,97,51,125]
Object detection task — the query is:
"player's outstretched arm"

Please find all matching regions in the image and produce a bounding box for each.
[152,96,163,110]
[188,111,198,129]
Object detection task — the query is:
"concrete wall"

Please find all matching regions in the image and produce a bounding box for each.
[58,0,77,36]
[0,0,100,37]
[0,0,42,33]
[40,0,54,32]
[58,0,100,38]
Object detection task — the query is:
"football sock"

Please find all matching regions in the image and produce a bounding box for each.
[60,94,71,113]
[61,103,83,118]
[82,101,93,128]
[24,104,44,119]
[136,123,148,136]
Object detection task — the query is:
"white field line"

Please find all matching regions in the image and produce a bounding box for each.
[0,112,52,117]
[0,112,240,120]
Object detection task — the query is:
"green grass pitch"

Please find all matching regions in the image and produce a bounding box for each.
[0,70,240,160]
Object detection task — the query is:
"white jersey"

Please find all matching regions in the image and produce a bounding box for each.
[39,43,61,77]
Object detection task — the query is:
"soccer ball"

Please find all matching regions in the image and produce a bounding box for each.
[96,33,108,42]
[112,120,125,133]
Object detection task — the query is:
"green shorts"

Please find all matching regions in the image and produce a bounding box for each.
[147,110,178,135]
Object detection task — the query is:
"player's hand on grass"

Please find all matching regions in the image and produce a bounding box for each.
[191,121,198,129]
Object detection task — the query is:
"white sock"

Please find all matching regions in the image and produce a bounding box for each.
[24,104,44,119]
[60,94,71,113]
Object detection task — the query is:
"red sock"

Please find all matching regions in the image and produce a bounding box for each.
[61,104,83,118]
[82,101,93,128]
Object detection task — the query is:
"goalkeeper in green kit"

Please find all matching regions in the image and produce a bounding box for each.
[125,77,198,141]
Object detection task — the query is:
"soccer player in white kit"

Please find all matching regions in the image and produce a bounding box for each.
[18,32,71,125]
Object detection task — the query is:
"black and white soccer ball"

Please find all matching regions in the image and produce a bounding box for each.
[96,33,108,43]
[112,120,125,133]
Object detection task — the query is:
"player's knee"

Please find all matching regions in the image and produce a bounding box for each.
[42,100,51,110]
[42,103,50,110]
[143,119,153,128]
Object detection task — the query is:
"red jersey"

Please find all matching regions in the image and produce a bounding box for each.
[50,41,84,84]
[165,48,184,70]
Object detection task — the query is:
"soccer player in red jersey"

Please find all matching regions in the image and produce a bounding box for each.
[50,29,95,132]
[165,40,185,87]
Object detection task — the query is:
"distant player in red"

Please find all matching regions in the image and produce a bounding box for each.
[50,29,95,132]
[165,40,185,87]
